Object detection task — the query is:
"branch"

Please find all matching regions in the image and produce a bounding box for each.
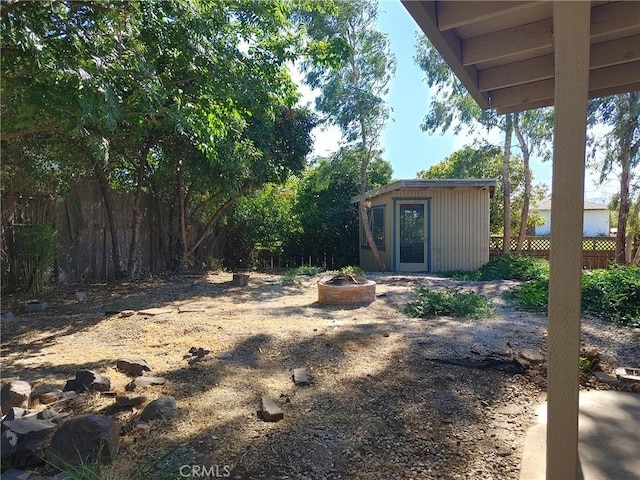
[0,124,61,141]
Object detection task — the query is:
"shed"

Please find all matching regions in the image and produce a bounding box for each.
[534,196,610,236]
[351,179,496,272]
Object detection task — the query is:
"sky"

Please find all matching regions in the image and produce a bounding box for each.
[298,0,619,204]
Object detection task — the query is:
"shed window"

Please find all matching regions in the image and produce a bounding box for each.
[362,206,385,250]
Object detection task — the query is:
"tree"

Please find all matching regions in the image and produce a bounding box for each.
[297,0,396,270]
[415,38,552,254]
[2,0,313,278]
[588,92,640,264]
[417,145,541,235]
[291,147,392,267]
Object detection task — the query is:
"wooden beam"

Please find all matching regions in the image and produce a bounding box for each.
[401,0,490,109]
[489,61,640,111]
[462,18,552,66]
[436,1,537,32]
[546,3,590,479]
[591,1,640,40]
[463,1,640,67]
[480,35,640,92]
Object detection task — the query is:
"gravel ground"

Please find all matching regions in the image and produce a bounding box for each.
[1,271,638,479]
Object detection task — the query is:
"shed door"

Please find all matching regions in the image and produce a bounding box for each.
[396,201,429,272]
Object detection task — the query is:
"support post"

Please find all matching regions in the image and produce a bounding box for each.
[547,3,591,479]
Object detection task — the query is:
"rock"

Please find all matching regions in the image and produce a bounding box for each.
[140,396,178,421]
[36,408,67,423]
[1,468,34,480]
[259,396,283,422]
[36,390,62,405]
[3,407,27,420]
[293,368,310,386]
[1,381,32,414]
[124,376,166,391]
[1,417,58,469]
[74,291,87,301]
[232,273,250,287]
[4,311,15,321]
[178,305,206,313]
[47,414,119,469]
[23,302,47,313]
[119,310,136,318]
[116,358,152,377]
[137,307,173,316]
[63,370,110,393]
[116,394,146,407]
[133,420,150,437]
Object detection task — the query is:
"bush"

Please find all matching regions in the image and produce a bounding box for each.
[508,265,640,325]
[404,287,495,320]
[281,265,324,285]
[443,255,549,282]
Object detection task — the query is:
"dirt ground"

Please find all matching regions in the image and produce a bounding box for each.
[1,271,639,480]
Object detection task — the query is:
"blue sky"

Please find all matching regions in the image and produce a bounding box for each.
[302,0,618,203]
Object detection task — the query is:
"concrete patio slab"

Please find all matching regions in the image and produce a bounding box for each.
[520,390,640,480]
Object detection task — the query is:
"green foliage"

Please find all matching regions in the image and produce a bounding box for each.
[338,265,365,275]
[581,266,640,325]
[445,255,549,282]
[508,266,640,325]
[14,225,59,293]
[506,278,549,314]
[404,287,495,320]
[281,265,323,285]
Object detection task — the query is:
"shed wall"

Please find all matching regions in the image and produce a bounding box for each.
[359,187,491,272]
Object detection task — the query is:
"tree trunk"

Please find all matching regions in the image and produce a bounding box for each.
[176,160,187,259]
[90,141,126,279]
[616,149,631,264]
[502,114,513,255]
[127,142,151,278]
[514,113,531,254]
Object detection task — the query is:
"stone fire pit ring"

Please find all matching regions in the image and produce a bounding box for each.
[317,274,376,305]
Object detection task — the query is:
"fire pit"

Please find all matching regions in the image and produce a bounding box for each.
[317,274,376,305]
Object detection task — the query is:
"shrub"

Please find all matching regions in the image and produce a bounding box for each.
[281,265,324,285]
[442,255,549,282]
[508,265,640,326]
[404,287,495,319]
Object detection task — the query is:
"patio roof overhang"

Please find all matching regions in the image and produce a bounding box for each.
[401,2,639,479]
[401,0,640,114]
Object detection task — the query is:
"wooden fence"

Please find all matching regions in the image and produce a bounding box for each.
[490,235,616,269]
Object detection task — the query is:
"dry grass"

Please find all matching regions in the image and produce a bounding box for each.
[1,271,636,479]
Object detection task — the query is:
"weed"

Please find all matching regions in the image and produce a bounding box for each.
[441,255,549,282]
[404,287,495,320]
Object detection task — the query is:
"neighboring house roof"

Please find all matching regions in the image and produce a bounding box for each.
[536,196,608,211]
[350,179,497,204]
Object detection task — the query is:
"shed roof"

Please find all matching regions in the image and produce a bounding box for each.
[401,1,640,114]
[350,178,497,204]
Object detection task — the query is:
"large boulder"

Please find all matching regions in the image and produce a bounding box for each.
[1,417,58,469]
[1,381,32,415]
[47,414,119,469]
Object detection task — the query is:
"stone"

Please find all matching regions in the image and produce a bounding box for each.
[4,311,15,321]
[63,370,110,393]
[137,307,174,316]
[140,396,178,421]
[36,390,62,405]
[119,310,136,318]
[36,408,67,423]
[74,291,87,301]
[116,358,152,377]
[116,394,146,408]
[1,381,32,414]
[47,414,119,469]
[3,407,27,420]
[259,396,283,422]
[133,420,150,437]
[232,273,250,287]
[124,376,166,391]
[178,305,206,313]
[593,371,621,385]
[23,302,47,313]
[1,468,33,480]
[1,417,58,469]
[293,368,310,386]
